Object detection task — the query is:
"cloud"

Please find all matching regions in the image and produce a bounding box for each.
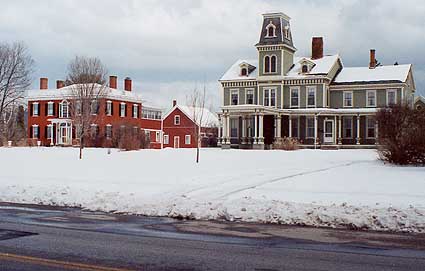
[0,0,423,110]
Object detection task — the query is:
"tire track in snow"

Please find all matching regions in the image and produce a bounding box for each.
[215,160,371,200]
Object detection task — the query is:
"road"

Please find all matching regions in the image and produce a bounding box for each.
[0,202,424,270]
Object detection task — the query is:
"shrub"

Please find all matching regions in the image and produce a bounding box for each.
[376,104,425,165]
[273,137,299,151]
[111,122,147,151]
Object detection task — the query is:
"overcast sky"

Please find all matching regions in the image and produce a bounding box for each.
[1,0,424,110]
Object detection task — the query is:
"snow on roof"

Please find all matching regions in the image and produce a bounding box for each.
[26,83,144,103]
[287,54,340,77]
[334,64,411,84]
[164,105,219,127]
[220,59,258,81]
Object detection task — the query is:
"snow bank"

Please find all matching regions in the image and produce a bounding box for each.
[1,147,424,232]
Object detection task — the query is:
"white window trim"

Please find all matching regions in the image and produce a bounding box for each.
[263,55,277,74]
[120,102,126,117]
[366,117,376,139]
[230,89,239,105]
[290,87,300,108]
[305,117,315,139]
[32,102,39,116]
[245,88,254,105]
[366,90,377,107]
[263,87,277,107]
[133,104,138,118]
[291,116,300,139]
[59,100,69,118]
[46,124,53,139]
[386,89,397,106]
[163,134,169,144]
[265,21,277,38]
[106,124,112,138]
[106,101,112,116]
[174,115,181,125]
[343,117,353,139]
[343,91,353,108]
[47,102,54,116]
[306,86,317,107]
[185,135,191,145]
[32,124,39,138]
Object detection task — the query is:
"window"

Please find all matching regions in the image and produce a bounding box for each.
[231,89,238,105]
[246,89,254,104]
[266,22,276,37]
[367,117,376,138]
[343,117,353,138]
[133,104,138,118]
[59,101,69,118]
[387,89,397,106]
[307,86,316,107]
[185,135,191,145]
[264,88,276,107]
[145,130,151,141]
[32,102,39,116]
[91,100,99,115]
[47,102,54,116]
[291,117,299,138]
[163,134,169,144]
[106,101,112,116]
[46,124,52,139]
[142,109,162,120]
[90,124,99,138]
[290,87,299,107]
[241,68,248,76]
[264,56,270,73]
[106,125,112,138]
[302,65,308,73]
[230,118,238,138]
[156,131,160,143]
[270,55,276,73]
[75,101,81,116]
[32,125,39,138]
[306,117,315,138]
[174,115,181,125]
[367,90,376,107]
[120,103,126,117]
[343,91,353,107]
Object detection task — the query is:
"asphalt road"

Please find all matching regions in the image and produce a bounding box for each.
[0,202,425,271]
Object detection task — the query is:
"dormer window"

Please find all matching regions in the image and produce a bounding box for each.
[283,26,290,40]
[302,65,308,73]
[241,67,248,76]
[265,21,276,38]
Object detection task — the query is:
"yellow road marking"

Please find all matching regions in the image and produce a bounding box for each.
[0,252,135,271]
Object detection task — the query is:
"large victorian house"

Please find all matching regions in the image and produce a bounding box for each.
[218,12,416,149]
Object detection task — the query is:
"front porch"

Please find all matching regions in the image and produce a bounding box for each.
[48,119,73,146]
[217,107,379,150]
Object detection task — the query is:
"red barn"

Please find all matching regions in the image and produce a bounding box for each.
[27,76,163,148]
[162,100,218,148]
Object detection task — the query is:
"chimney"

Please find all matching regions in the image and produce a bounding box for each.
[109,75,117,89]
[312,37,324,60]
[173,100,177,107]
[124,77,132,91]
[56,80,65,89]
[369,49,377,69]
[40,78,48,90]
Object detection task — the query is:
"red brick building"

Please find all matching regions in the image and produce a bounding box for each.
[162,100,218,148]
[27,76,163,148]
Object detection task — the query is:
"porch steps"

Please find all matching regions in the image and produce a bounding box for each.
[320,145,340,150]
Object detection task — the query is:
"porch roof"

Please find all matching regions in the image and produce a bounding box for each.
[220,105,378,115]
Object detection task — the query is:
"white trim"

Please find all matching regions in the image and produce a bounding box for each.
[245,88,255,105]
[59,100,69,118]
[32,102,39,116]
[263,87,277,107]
[106,100,112,116]
[120,102,126,117]
[47,101,54,116]
[342,116,353,139]
[306,86,317,107]
[230,89,239,105]
[46,124,53,139]
[31,124,39,138]
[185,135,191,145]
[163,134,169,145]
[323,119,335,144]
[386,89,397,106]
[366,90,377,107]
[133,104,139,118]
[366,116,376,139]
[263,54,278,74]
[173,136,180,148]
[265,21,277,38]
[290,86,300,108]
[174,115,181,125]
[343,91,353,108]
[305,117,315,139]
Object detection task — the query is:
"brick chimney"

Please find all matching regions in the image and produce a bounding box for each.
[124,77,132,91]
[312,37,324,60]
[369,49,377,69]
[109,75,117,89]
[56,80,65,89]
[173,100,177,107]
[40,78,48,90]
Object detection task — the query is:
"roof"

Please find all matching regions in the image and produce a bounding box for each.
[286,54,341,78]
[164,105,219,127]
[26,83,145,103]
[333,64,411,85]
[256,14,295,49]
[220,59,258,81]
[415,95,425,104]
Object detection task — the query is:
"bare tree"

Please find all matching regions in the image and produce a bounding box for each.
[0,42,34,144]
[66,56,108,159]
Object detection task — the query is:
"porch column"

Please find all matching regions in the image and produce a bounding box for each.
[314,114,318,149]
[356,114,361,145]
[289,116,292,138]
[254,113,258,144]
[258,113,264,144]
[338,115,342,145]
[226,114,230,141]
[375,120,379,145]
[241,115,247,144]
[276,115,282,140]
[50,124,54,146]
[217,116,222,146]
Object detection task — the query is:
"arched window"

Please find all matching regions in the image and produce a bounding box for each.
[270,56,276,73]
[264,56,270,73]
[268,26,275,37]
[302,65,308,73]
[241,68,248,76]
[266,21,276,38]
[59,100,69,118]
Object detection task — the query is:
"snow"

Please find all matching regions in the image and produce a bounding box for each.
[220,59,258,81]
[164,105,219,127]
[287,55,340,77]
[334,64,411,84]
[1,147,424,232]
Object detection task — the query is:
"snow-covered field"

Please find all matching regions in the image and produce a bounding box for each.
[1,147,424,232]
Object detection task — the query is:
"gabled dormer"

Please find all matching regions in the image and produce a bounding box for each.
[239,62,256,77]
[299,58,316,74]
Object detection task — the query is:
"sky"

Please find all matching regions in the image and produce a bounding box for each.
[1,0,424,110]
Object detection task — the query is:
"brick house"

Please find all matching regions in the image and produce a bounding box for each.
[162,100,218,148]
[27,76,163,148]
[218,12,416,149]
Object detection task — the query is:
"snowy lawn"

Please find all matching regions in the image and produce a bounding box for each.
[1,147,424,232]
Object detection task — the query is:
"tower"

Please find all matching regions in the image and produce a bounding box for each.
[256,12,296,77]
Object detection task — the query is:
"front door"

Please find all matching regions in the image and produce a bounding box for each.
[61,126,68,144]
[173,136,180,148]
[324,120,334,144]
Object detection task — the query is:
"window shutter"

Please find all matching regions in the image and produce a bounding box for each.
[30,104,33,116]
[105,103,108,115]
[45,126,47,138]
[45,104,48,116]
[37,104,40,115]
[57,103,60,117]
[111,103,114,115]
[29,126,33,138]
[37,127,40,139]
[52,103,55,116]
[125,104,127,117]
